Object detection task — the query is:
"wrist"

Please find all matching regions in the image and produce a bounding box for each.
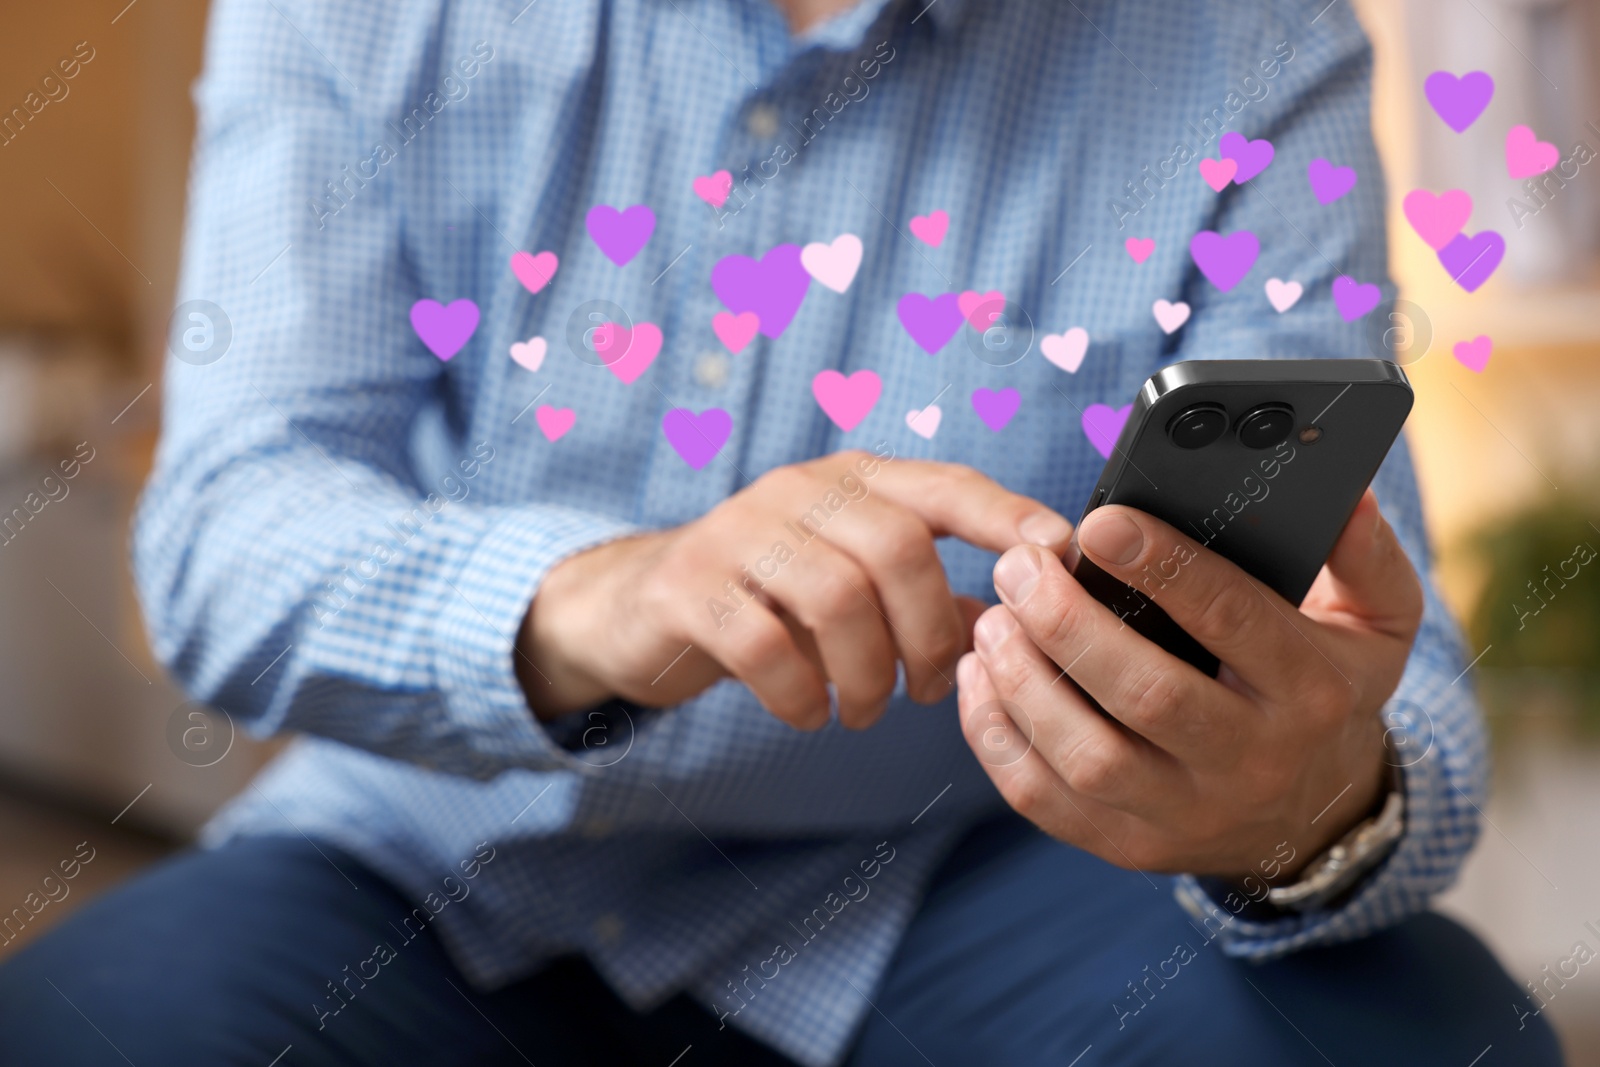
[516,541,633,721]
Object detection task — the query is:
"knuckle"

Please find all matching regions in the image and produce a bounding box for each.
[1118,661,1187,725]
[808,567,868,622]
[724,616,792,677]
[999,768,1048,821]
[1060,737,1120,799]
[872,514,936,573]
[1189,577,1257,643]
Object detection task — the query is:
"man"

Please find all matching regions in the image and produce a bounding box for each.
[0,0,1564,1063]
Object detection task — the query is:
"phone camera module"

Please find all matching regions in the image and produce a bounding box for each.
[1236,405,1296,449]
[1167,405,1229,449]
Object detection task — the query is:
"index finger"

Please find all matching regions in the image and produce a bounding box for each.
[866,457,1076,555]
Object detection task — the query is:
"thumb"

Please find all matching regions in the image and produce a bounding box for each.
[1317,489,1423,639]
[955,595,989,652]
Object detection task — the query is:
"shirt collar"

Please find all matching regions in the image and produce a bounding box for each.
[792,0,971,51]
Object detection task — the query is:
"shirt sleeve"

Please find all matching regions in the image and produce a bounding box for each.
[1159,3,1487,955]
[132,0,638,779]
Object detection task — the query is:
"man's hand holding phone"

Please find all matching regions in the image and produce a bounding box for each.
[958,488,1422,880]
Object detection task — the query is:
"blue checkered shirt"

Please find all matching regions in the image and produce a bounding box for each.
[134,0,1487,1062]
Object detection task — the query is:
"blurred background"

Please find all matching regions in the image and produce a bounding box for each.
[1,0,1597,1058]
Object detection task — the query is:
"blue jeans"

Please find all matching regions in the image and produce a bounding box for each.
[0,813,1563,1066]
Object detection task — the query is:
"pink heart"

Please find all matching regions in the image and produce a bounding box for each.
[1152,299,1190,334]
[712,311,760,355]
[1453,335,1492,373]
[593,322,662,384]
[509,336,547,372]
[1264,278,1302,313]
[1198,157,1239,192]
[535,406,575,442]
[693,170,733,208]
[409,299,480,361]
[1040,328,1088,373]
[1506,125,1559,180]
[1082,403,1133,459]
[1402,189,1473,251]
[905,405,942,439]
[957,290,1005,332]
[509,250,559,294]
[908,209,949,247]
[800,234,863,293]
[812,369,882,432]
[1124,237,1155,264]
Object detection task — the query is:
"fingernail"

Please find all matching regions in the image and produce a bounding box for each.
[974,608,1017,654]
[1018,510,1074,547]
[993,546,1042,604]
[1080,510,1143,566]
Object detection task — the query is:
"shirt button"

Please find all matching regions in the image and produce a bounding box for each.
[746,103,780,140]
[693,351,730,389]
[592,912,625,945]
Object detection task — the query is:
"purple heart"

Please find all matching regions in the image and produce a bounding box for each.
[1331,276,1382,322]
[1218,131,1275,183]
[711,244,811,339]
[586,204,657,266]
[971,387,1020,432]
[662,408,732,470]
[1424,70,1494,133]
[409,298,480,361]
[1307,158,1358,204]
[1082,403,1133,460]
[896,292,964,354]
[1189,230,1259,292]
[1436,230,1505,293]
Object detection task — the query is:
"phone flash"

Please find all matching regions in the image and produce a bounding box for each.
[1298,426,1323,444]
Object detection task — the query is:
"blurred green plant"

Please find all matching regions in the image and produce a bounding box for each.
[1467,494,1600,739]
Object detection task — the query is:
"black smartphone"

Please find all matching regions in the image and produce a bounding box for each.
[1068,358,1414,677]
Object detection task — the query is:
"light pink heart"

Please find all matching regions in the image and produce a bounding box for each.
[958,290,1005,331]
[908,209,949,247]
[1040,328,1089,373]
[1453,335,1492,373]
[1264,278,1303,313]
[712,311,760,355]
[509,336,547,372]
[800,234,863,293]
[1198,157,1238,192]
[510,251,559,294]
[1506,125,1559,180]
[1082,403,1133,460]
[1124,237,1155,264]
[1402,189,1473,251]
[1152,299,1190,334]
[593,322,662,384]
[812,369,882,432]
[693,170,734,208]
[905,405,942,439]
[535,406,575,441]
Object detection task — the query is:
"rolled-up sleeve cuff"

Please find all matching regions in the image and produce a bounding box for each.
[431,504,641,772]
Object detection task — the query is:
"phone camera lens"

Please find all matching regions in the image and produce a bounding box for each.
[1236,405,1296,449]
[1167,405,1228,449]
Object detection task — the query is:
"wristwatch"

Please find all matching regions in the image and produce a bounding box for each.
[1266,761,1406,913]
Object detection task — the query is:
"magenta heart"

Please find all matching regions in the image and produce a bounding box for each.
[1189,230,1259,292]
[1307,158,1357,204]
[510,250,558,294]
[409,298,479,361]
[1453,335,1492,373]
[1424,70,1494,133]
[1082,403,1132,459]
[1436,230,1505,293]
[1219,131,1275,183]
[897,292,965,354]
[662,408,732,470]
[711,244,810,339]
[586,204,656,266]
[1331,276,1382,322]
[1402,189,1472,251]
[971,388,1020,432]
